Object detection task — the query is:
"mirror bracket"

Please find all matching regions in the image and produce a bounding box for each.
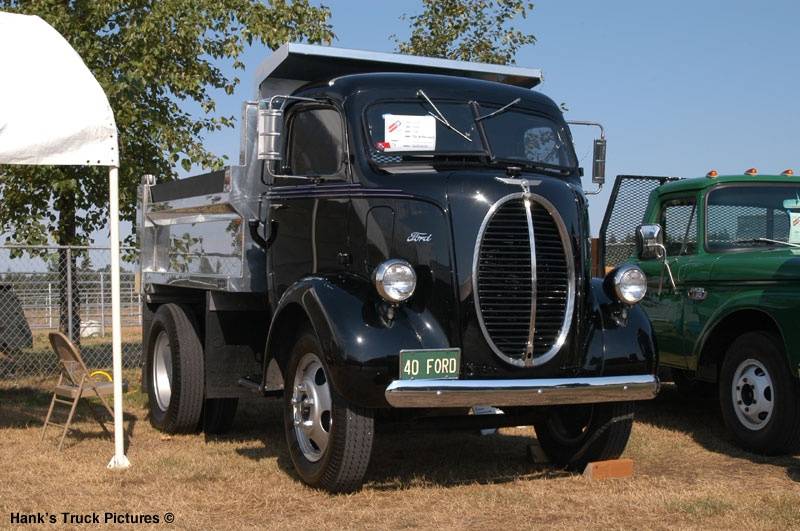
[566,120,606,195]
[636,224,677,295]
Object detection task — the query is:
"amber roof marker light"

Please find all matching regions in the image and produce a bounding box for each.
[706,169,719,178]
[744,167,758,176]
[782,168,794,176]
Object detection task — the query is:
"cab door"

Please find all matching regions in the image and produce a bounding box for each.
[267,104,352,299]
[637,194,699,369]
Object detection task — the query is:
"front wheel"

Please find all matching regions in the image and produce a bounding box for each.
[534,401,635,470]
[719,331,800,455]
[283,328,374,493]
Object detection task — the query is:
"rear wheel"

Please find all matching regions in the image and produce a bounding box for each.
[144,304,204,433]
[534,401,635,470]
[719,331,800,455]
[283,328,374,493]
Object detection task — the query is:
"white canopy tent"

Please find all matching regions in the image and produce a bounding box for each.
[0,11,129,469]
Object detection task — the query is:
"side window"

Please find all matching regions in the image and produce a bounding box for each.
[659,197,698,256]
[286,107,344,177]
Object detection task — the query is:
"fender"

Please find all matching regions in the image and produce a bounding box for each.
[586,278,658,376]
[692,290,794,368]
[264,274,450,407]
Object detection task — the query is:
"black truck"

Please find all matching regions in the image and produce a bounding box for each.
[138,44,659,492]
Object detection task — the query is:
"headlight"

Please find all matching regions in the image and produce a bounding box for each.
[612,264,647,304]
[373,259,417,303]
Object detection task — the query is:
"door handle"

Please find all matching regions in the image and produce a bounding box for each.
[687,287,707,301]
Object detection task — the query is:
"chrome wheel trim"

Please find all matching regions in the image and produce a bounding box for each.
[153,330,173,411]
[291,352,332,463]
[731,358,774,431]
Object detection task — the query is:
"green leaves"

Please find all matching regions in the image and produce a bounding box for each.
[393,0,536,65]
[0,0,333,245]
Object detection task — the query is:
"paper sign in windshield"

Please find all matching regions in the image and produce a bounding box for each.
[789,212,800,244]
[381,114,436,152]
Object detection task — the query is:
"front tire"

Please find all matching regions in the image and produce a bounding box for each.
[534,401,635,470]
[144,304,205,433]
[283,328,374,493]
[719,331,800,455]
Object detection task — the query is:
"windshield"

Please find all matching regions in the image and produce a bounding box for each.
[364,100,577,170]
[706,185,800,251]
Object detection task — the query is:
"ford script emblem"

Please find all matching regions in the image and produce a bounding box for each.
[407,232,432,242]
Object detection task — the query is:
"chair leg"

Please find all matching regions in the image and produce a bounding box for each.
[41,392,58,440]
[85,401,111,437]
[42,373,64,441]
[57,375,86,451]
[93,388,115,419]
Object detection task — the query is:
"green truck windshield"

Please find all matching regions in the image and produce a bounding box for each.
[364,100,577,170]
[707,185,800,250]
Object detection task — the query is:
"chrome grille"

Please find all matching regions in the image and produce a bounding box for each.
[473,194,574,367]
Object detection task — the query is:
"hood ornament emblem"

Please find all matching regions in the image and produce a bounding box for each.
[494,176,541,197]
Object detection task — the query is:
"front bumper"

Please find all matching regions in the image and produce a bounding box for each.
[384,374,659,408]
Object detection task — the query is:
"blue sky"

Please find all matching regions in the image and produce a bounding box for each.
[191,0,800,235]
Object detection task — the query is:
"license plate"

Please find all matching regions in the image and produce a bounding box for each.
[399,348,461,380]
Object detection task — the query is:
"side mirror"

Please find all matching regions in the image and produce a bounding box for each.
[636,224,664,260]
[592,138,606,186]
[257,99,283,161]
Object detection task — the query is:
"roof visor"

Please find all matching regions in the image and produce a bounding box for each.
[255,43,543,99]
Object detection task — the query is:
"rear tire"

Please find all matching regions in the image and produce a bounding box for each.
[283,328,374,493]
[144,304,205,433]
[534,401,635,470]
[719,331,800,455]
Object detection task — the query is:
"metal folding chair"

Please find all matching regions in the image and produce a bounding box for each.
[41,332,126,450]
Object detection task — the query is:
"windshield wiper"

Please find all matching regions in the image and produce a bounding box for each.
[416,89,473,142]
[729,238,800,249]
[494,158,574,176]
[475,98,521,122]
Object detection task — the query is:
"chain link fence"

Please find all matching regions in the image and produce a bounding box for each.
[0,245,142,378]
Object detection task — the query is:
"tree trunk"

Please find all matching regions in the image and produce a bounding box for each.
[56,186,81,345]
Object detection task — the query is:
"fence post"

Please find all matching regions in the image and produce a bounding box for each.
[100,271,105,337]
[47,282,52,329]
[66,246,73,341]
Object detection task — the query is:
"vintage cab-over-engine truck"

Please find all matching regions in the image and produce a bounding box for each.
[139,44,659,492]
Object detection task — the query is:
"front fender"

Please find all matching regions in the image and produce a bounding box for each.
[693,288,795,365]
[586,278,658,376]
[265,274,450,407]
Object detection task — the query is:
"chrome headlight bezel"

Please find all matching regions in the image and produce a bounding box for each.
[373,259,417,303]
[611,264,647,305]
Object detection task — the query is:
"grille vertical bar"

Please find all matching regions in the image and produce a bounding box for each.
[473,193,575,367]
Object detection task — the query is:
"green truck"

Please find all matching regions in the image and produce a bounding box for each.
[602,171,800,454]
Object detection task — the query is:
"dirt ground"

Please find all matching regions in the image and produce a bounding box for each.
[1,375,799,530]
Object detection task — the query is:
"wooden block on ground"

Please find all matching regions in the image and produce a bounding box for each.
[583,458,633,479]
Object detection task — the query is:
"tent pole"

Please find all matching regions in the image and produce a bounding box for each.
[107,165,130,469]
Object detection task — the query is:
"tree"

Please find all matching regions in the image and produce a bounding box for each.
[393,0,535,65]
[0,1,333,338]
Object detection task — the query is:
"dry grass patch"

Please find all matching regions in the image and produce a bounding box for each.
[1,375,799,530]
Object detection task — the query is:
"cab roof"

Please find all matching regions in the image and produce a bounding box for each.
[658,173,800,195]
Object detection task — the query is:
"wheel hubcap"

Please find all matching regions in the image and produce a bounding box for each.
[291,353,332,462]
[732,358,773,431]
[153,331,173,411]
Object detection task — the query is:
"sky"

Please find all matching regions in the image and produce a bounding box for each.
[170,0,800,237]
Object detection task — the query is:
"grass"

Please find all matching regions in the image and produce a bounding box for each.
[1,375,800,530]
